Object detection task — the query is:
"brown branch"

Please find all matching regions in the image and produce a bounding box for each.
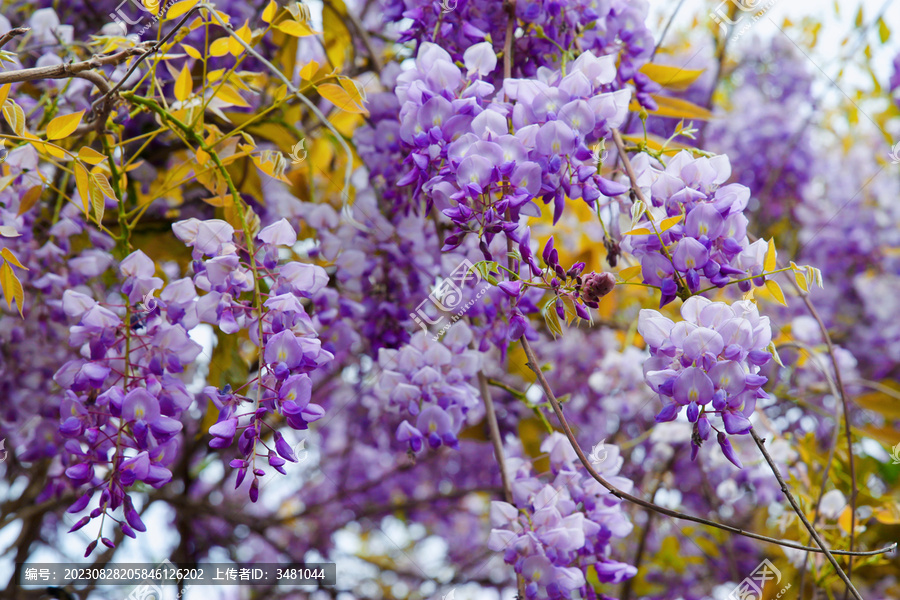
[0,45,153,86]
[517,335,895,558]
[0,27,30,51]
[750,428,861,600]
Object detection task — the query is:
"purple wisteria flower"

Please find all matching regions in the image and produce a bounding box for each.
[377,323,484,452]
[488,433,636,599]
[623,151,769,306]
[638,296,773,468]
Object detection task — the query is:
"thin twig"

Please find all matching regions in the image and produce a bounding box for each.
[517,335,894,558]
[750,428,862,600]
[0,45,151,86]
[0,27,30,50]
[199,3,354,208]
[798,410,842,597]
[791,282,858,586]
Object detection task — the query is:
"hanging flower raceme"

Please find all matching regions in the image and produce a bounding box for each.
[377,323,484,453]
[394,42,630,266]
[638,297,774,468]
[623,152,770,306]
[177,217,334,501]
[55,249,202,554]
[488,434,636,599]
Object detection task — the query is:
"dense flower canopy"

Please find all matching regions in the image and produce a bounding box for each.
[0,1,899,599]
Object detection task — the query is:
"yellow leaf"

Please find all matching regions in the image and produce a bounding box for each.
[92,172,117,199]
[209,37,231,57]
[196,148,210,165]
[765,279,787,306]
[3,100,25,136]
[639,63,706,91]
[299,61,319,81]
[659,214,683,232]
[625,228,652,236]
[214,85,250,107]
[0,262,24,316]
[1,247,28,270]
[0,84,9,107]
[90,180,105,222]
[878,17,890,43]
[74,163,91,217]
[78,147,108,165]
[20,131,46,155]
[16,186,42,217]
[317,83,368,114]
[764,238,777,272]
[46,110,85,140]
[618,265,642,282]
[228,20,253,56]
[855,390,900,420]
[873,504,900,525]
[166,0,199,20]
[44,143,67,160]
[837,506,854,534]
[322,0,352,69]
[207,68,224,83]
[620,133,692,155]
[174,64,193,102]
[275,20,318,37]
[338,76,366,106]
[630,95,713,121]
[181,43,203,60]
[261,0,277,23]
[794,269,808,293]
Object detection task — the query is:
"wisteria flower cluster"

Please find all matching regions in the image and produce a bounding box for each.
[395,42,630,266]
[377,323,484,452]
[177,217,334,499]
[623,151,770,305]
[639,297,773,468]
[2,0,898,597]
[489,434,636,599]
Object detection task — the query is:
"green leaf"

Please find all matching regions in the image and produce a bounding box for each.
[542,299,563,339]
